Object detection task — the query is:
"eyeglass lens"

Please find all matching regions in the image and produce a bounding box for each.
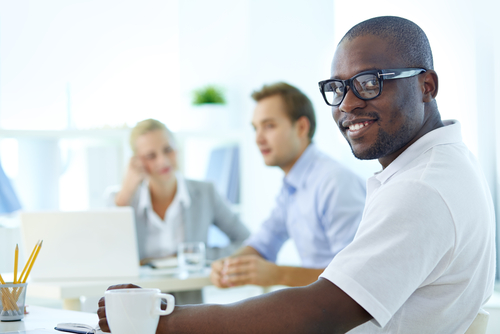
[323,73,380,106]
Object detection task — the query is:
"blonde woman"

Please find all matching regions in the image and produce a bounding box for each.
[109,119,250,303]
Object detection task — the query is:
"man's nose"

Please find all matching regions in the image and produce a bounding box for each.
[255,129,265,144]
[339,87,366,113]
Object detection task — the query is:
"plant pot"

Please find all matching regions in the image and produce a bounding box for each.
[185,104,238,132]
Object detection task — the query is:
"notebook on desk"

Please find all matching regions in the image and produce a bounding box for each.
[20,207,140,281]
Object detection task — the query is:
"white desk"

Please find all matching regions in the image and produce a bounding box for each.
[0,305,99,333]
[26,267,212,311]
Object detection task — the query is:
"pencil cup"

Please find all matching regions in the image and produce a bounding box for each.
[0,282,27,322]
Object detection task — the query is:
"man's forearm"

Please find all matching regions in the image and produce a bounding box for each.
[221,247,324,287]
[158,279,371,334]
[276,266,325,287]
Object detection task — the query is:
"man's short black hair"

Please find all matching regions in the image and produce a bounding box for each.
[340,16,434,70]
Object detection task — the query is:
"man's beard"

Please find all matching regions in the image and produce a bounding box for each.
[349,122,413,161]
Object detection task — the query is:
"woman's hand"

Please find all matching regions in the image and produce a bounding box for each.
[115,157,147,206]
[125,156,147,188]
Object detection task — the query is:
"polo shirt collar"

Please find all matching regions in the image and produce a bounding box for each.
[137,172,191,212]
[375,119,462,185]
[283,143,317,193]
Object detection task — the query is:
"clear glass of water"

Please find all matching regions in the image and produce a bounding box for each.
[177,242,206,279]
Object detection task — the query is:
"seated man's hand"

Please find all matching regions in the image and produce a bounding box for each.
[220,254,280,287]
[97,283,141,332]
[210,257,230,288]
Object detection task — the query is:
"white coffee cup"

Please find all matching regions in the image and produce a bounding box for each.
[105,288,175,334]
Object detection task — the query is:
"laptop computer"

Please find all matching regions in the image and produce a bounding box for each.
[20,207,140,281]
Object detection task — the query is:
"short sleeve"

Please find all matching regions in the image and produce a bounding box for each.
[320,180,455,327]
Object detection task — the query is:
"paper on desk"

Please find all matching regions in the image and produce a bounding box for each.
[148,257,178,269]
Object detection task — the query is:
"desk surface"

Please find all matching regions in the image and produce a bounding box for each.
[25,267,212,310]
[0,305,98,333]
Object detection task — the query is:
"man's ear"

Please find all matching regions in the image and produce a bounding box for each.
[421,70,438,102]
[296,116,311,140]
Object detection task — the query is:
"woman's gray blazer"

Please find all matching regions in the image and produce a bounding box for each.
[110,179,250,262]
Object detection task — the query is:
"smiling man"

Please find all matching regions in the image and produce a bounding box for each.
[98,16,496,333]
[210,82,366,288]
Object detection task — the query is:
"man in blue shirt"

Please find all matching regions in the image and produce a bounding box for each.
[210,82,366,288]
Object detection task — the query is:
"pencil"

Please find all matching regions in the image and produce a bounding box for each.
[18,241,39,284]
[0,274,19,312]
[21,240,43,284]
[1,287,19,312]
[14,244,19,284]
[0,273,9,311]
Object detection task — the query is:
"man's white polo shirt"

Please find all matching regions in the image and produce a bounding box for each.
[320,120,496,333]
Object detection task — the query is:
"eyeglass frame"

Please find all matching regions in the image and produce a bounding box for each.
[318,68,427,107]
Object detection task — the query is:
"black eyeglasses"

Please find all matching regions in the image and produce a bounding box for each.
[318,68,426,107]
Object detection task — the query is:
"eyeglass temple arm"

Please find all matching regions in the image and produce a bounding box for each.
[378,68,426,79]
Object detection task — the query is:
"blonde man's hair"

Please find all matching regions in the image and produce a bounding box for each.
[129,119,176,153]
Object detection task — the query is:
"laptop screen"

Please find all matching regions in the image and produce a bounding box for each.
[20,207,140,281]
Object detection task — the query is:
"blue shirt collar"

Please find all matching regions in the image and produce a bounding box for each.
[283,144,317,194]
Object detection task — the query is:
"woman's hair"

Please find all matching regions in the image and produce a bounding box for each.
[129,118,177,153]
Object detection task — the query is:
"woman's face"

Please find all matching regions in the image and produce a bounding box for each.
[135,129,178,181]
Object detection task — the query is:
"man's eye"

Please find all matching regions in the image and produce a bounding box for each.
[363,79,379,90]
[164,146,173,154]
[334,86,344,95]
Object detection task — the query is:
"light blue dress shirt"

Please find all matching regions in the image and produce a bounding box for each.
[246,144,366,268]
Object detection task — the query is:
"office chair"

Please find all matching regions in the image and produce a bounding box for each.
[464,309,489,334]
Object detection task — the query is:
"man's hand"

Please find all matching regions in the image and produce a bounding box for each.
[218,254,281,287]
[210,257,229,288]
[97,284,141,333]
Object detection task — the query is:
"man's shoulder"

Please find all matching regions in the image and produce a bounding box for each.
[397,140,480,185]
[380,141,492,221]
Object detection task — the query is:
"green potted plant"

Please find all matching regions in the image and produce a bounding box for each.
[192,85,226,105]
[188,84,237,131]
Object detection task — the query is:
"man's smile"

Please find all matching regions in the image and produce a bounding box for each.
[339,117,377,140]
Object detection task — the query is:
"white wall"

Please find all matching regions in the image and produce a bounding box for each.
[0,0,180,130]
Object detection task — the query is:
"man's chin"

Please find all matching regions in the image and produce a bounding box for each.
[262,157,277,167]
[350,146,379,161]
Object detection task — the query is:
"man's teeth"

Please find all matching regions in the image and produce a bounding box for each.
[349,121,370,131]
